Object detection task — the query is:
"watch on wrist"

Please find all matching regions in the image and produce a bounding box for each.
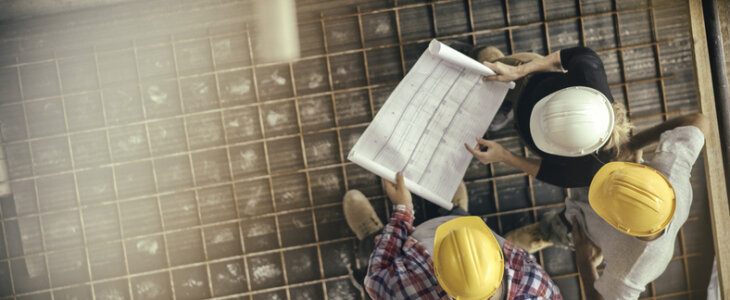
[393,204,413,213]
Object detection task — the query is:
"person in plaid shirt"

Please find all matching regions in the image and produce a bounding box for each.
[345,172,562,300]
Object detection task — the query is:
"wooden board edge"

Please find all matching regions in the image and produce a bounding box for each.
[688,0,730,298]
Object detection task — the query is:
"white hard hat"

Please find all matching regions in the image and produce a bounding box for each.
[529,86,614,157]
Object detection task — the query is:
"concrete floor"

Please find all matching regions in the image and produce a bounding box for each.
[0,0,717,299]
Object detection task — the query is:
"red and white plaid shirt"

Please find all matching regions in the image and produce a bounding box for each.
[365,208,562,300]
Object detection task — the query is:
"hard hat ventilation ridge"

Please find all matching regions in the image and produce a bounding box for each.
[612,179,662,213]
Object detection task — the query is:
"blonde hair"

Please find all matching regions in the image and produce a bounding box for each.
[603,102,633,157]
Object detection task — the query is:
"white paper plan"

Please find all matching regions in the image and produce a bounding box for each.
[348,39,514,209]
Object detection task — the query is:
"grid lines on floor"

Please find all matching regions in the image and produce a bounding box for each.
[0,0,716,299]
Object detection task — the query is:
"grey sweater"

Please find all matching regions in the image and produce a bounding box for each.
[566,126,705,299]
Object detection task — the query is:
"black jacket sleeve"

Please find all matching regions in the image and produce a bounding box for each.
[559,47,614,102]
[536,156,600,188]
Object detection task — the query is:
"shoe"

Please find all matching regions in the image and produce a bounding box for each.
[476,46,505,63]
[504,223,554,253]
[343,190,383,240]
[451,181,468,212]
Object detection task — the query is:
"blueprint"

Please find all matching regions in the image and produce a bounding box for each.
[348,39,514,209]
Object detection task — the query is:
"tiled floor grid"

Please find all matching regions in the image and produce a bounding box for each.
[0,0,717,299]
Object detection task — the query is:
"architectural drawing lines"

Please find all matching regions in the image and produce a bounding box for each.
[348,40,511,208]
[400,68,466,173]
[416,78,480,184]
[372,60,443,161]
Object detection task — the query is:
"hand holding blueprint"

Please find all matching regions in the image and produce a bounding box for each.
[347,39,514,209]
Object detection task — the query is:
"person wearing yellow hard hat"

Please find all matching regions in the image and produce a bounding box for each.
[344,172,562,299]
[500,113,709,299]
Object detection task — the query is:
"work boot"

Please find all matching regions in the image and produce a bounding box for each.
[452,181,468,212]
[475,46,505,63]
[343,190,383,240]
[504,222,554,253]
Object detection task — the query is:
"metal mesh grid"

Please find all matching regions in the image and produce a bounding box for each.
[0,0,715,299]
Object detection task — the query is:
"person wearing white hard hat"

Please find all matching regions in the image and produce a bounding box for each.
[446,44,637,258]
[445,44,631,248]
[443,42,634,188]
[457,45,635,188]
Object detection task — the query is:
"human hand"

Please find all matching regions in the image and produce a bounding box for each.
[482,61,523,82]
[383,172,413,209]
[571,217,603,268]
[464,138,508,165]
[633,149,644,163]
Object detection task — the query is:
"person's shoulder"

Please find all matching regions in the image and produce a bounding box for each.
[656,125,706,155]
[502,241,538,270]
[503,242,562,299]
[661,125,705,140]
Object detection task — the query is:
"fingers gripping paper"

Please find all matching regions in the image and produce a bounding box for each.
[347,40,514,209]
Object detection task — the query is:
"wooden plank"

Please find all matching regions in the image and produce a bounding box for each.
[687,0,730,298]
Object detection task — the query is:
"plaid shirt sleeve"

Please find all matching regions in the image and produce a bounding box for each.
[364,208,448,300]
[503,241,563,300]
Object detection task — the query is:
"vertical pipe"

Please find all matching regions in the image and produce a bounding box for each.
[704,0,730,295]
[704,0,730,198]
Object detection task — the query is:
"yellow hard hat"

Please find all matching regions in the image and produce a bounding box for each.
[433,217,504,300]
[589,162,676,237]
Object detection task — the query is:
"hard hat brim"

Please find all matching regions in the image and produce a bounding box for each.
[529,86,614,157]
[433,217,504,300]
[588,162,676,237]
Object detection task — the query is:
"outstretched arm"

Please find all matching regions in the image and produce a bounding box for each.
[572,218,605,300]
[481,51,563,82]
[464,138,540,177]
[367,173,414,275]
[365,173,447,299]
[623,113,709,153]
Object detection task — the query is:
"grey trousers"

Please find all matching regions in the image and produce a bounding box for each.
[538,210,573,248]
[537,188,591,248]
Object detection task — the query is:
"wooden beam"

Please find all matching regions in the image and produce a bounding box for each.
[688,0,730,298]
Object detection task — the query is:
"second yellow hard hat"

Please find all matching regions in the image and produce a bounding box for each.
[589,162,676,237]
[433,216,504,300]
